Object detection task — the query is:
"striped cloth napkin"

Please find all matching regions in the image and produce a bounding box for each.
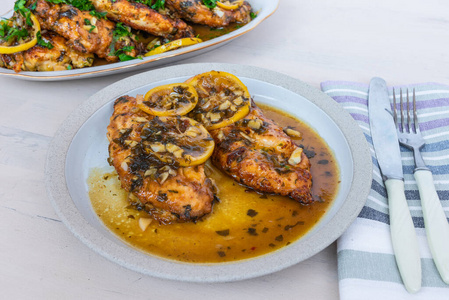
[321,81,449,299]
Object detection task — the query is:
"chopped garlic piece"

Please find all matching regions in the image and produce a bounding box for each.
[150,143,166,153]
[288,148,303,165]
[83,25,98,34]
[159,172,169,184]
[184,126,199,138]
[133,117,148,123]
[124,140,138,148]
[139,218,152,231]
[159,165,171,172]
[166,143,181,153]
[240,132,254,142]
[233,96,243,106]
[217,130,225,141]
[173,149,184,158]
[248,119,262,130]
[213,7,225,18]
[144,168,157,177]
[219,100,231,110]
[209,112,221,122]
[285,128,301,138]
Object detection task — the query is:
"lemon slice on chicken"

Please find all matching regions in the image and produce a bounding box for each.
[140,116,214,167]
[138,83,198,116]
[186,71,251,130]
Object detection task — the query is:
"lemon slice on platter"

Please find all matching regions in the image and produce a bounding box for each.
[186,70,251,130]
[140,116,214,167]
[138,83,198,117]
[144,38,202,57]
[216,0,244,10]
[0,13,40,54]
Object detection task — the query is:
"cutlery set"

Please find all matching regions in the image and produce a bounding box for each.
[368,78,449,293]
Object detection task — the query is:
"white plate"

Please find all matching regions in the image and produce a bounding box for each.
[45,63,372,282]
[0,0,278,81]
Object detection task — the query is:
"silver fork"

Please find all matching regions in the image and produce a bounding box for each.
[394,88,449,284]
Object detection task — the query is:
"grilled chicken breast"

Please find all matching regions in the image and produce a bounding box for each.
[0,31,94,73]
[107,95,215,224]
[91,0,194,39]
[33,0,136,61]
[165,0,252,27]
[210,102,313,204]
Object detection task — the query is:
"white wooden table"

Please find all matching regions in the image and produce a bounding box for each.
[1,0,447,299]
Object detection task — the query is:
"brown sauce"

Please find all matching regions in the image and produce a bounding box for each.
[88,104,340,263]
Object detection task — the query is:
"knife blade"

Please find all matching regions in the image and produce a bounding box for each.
[368,77,422,293]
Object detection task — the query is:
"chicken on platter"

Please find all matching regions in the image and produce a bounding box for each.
[0,0,254,72]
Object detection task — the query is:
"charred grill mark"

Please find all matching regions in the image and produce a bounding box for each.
[157,192,168,202]
[130,174,143,191]
[56,51,66,62]
[69,40,88,53]
[112,112,127,121]
[58,8,78,19]
[183,204,192,218]
[180,1,194,8]
[226,147,246,165]
[115,96,130,106]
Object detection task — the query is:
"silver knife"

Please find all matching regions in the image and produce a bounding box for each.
[368,77,421,293]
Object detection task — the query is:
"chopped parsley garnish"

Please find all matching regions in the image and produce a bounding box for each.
[215,229,230,236]
[116,46,136,61]
[108,23,136,61]
[247,228,258,236]
[113,22,132,38]
[250,12,257,19]
[147,43,160,51]
[90,10,107,19]
[36,31,54,49]
[45,0,108,19]
[84,18,96,32]
[246,209,258,217]
[202,0,217,9]
[0,21,29,42]
[14,0,34,26]
[133,0,165,10]
[0,0,39,45]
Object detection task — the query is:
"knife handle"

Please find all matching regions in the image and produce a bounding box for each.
[415,169,449,284]
[385,178,422,293]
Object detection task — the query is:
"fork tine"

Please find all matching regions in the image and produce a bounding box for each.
[407,89,412,133]
[400,88,405,131]
[413,88,419,133]
[393,88,398,128]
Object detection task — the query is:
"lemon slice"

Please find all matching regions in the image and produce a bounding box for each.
[217,0,244,10]
[144,37,202,57]
[186,71,251,130]
[140,116,214,167]
[0,13,40,54]
[138,83,198,117]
